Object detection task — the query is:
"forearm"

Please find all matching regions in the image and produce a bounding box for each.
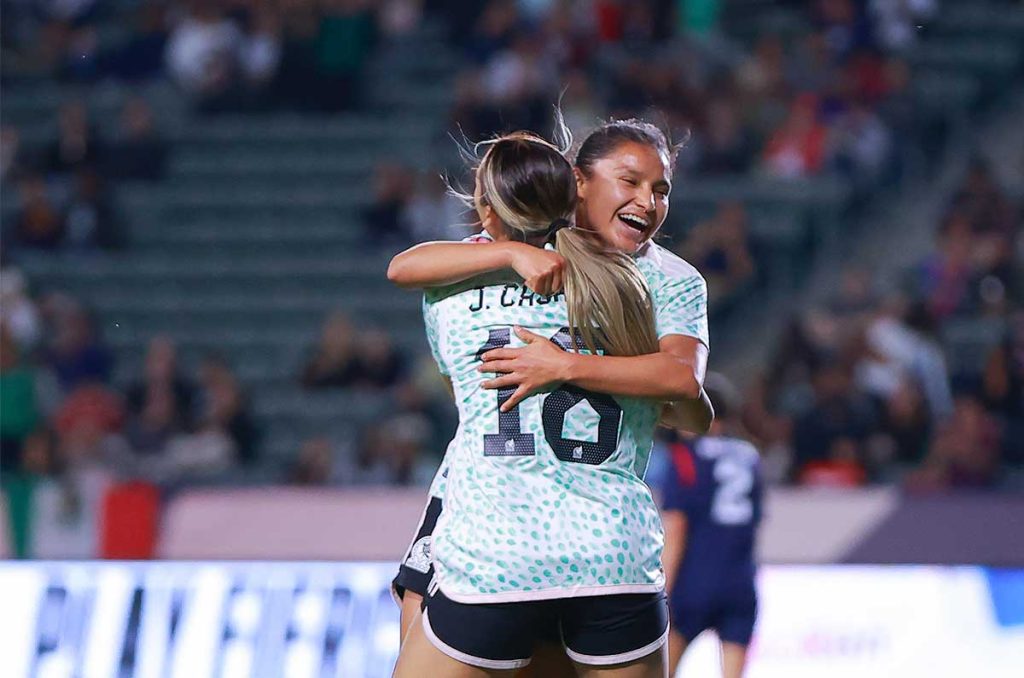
[387,241,511,288]
[660,387,714,435]
[563,351,702,401]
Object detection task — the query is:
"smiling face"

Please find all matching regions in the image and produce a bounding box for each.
[575,140,672,254]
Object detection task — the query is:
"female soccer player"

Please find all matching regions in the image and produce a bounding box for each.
[392,130,671,676]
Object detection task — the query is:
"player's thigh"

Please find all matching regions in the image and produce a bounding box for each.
[571,642,666,678]
[720,641,749,678]
[513,641,575,678]
[393,612,516,678]
[666,628,688,676]
[400,591,423,645]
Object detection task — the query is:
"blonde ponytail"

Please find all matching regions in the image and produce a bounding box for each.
[553,228,659,357]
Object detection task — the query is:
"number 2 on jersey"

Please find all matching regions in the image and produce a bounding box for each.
[476,327,623,465]
[711,456,754,525]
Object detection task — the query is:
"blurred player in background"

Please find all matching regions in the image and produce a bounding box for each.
[661,374,762,678]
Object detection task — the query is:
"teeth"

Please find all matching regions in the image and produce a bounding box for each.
[619,214,647,229]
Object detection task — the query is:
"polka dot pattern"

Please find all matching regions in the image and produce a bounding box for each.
[424,280,665,600]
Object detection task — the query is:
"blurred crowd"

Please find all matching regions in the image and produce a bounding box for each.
[2,0,1021,505]
[0,281,260,485]
[737,161,1022,490]
[1,0,422,113]
[434,0,932,189]
[2,97,167,252]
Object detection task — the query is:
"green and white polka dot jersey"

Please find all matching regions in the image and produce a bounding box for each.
[636,240,710,346]
[426,239,709,503]
[423,277,665,603]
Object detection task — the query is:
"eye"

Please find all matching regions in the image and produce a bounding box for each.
[620,177,638,186]
[655,188,670,198]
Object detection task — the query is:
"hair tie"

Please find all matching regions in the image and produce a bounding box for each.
[545,218,570,239]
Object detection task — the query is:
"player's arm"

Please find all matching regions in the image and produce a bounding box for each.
[480,329,713,433]
[661,510,688,596]
[387,240,565,295]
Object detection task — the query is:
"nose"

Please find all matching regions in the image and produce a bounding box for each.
[633,186,656,213]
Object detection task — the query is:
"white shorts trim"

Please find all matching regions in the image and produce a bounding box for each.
[439,580,663,604]
[565,625,670,666]
[421,609,531,670]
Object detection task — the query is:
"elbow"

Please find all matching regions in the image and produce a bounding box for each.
[694,399,714,435]
[386,257,414,288]
[669,365,701,402]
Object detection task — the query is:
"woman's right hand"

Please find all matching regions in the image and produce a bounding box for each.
[505,242,566,296]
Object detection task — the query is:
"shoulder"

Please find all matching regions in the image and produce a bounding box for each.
[636,241,705,284]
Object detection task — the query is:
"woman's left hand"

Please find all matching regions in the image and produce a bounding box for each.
[479,327,572,412]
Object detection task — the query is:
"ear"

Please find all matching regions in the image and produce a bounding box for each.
[573,167,587,201]
[481,204,501,233]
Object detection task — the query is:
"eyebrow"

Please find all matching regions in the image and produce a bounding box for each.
[617,166,671,190]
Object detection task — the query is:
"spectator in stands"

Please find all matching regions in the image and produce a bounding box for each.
[45,100,102,177]
[404,169,471,242]
[829,267,878,322]
[53,382,126,466]
[347,413,435,485]
[239,5,282,109]
[791,359,876,484]
[813,0,874,60]
[857,299,954,424]
[680,201,756,303]
[289,436,335,485]
[908,394,1001,489]
[357,328,406,389]
[982,313,1024,465]
[869,0,936,52]
[560,70,603,135]
[99,2,169,82]
[302,311,362,389]
[761,94,828,178]
[106,97,168,181]
[362,162,414,246]
[952,160,1018,240]
[124,336,196,454]
[41,294,113,392]
[194,353,259,465]
[1,126,23,182]
[11,174,65,250]
[314,0,377,112]
[830,102,892,185]
[0,268,42,351]
[379,0,424,37]
[63,168,123,250]
[465,0,519,64]
[868,376,932,467]
[697,97,755,175]
[1,324,42,473]
[164,2,242,111]
[916,210,975,319]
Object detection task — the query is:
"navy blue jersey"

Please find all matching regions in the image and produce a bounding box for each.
[661,435,763,601]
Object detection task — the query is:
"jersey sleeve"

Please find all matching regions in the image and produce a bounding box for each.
[653,272,710,347]
[660,441,699,515]
[422,295,448,376]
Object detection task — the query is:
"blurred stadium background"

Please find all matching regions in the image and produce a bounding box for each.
[1,0,1022,675]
